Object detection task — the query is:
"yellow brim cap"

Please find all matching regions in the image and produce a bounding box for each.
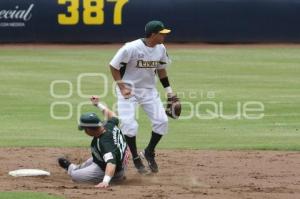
[159,29,171,34]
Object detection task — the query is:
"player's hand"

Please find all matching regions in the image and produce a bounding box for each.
[120,87,132,99]
[90,96,100,106]
[165,93,181,119]
[95,182,109,189]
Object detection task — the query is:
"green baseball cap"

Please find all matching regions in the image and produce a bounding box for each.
[145,20,171,35]
[78,112,103,130]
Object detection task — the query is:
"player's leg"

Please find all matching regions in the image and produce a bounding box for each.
[140,89,168,173]
[116,89,148,174]
[60,157,125,184]
[67,157,93,171]
[67,158,104,184]
[58,157,94,172]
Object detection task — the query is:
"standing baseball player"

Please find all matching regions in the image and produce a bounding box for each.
[58,96,128,188]
[109,20,176,174]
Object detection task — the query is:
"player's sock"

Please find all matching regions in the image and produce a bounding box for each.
[125,135,139,159]
[145,131,162,153]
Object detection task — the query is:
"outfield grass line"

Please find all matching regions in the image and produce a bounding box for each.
[264,114,300,117]
[265,101,299,104]
[271,95,300,98]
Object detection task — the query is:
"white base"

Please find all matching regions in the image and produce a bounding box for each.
[9,169,50,177]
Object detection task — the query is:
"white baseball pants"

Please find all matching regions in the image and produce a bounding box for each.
[67,157,124,184]
[116,87,168,137]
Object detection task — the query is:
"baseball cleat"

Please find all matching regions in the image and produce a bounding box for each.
[58,157,71,171]
[133,156,150,175]
[140,150,158,173]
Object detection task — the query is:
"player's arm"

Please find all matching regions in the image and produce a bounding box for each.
[109,45,132,98]
[95,143,118,188]
[110,66,131,98]
[95,162,116,188]
[110,66,124,89]
[90,96,116,119]
[157,69,174,97]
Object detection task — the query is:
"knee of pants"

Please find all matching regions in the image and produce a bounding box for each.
[120,119,138,137]
[68,164,102,184]
[70,171,101,184]
[152,116,168,135]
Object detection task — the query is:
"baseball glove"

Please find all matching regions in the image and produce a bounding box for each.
[166,94,181,119]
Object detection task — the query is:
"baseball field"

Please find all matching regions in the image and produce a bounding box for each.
[0,44,299,199]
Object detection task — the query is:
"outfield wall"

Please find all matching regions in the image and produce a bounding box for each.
[1,0,300,43]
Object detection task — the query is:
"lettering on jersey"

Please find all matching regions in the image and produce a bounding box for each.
[112,126,127,160]
[136,60,160,68]
[112,126,120,146]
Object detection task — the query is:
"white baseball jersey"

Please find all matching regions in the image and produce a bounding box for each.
[110,39,170,88]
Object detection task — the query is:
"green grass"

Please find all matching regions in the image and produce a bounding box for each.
[0,45,299,150]
[0,192,63,199]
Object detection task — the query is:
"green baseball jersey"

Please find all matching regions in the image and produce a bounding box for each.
[91,117,127,172]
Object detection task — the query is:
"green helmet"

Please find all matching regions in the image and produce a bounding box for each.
[78,112,103,130]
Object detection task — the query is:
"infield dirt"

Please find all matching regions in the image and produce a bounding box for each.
[1,148,300,199]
